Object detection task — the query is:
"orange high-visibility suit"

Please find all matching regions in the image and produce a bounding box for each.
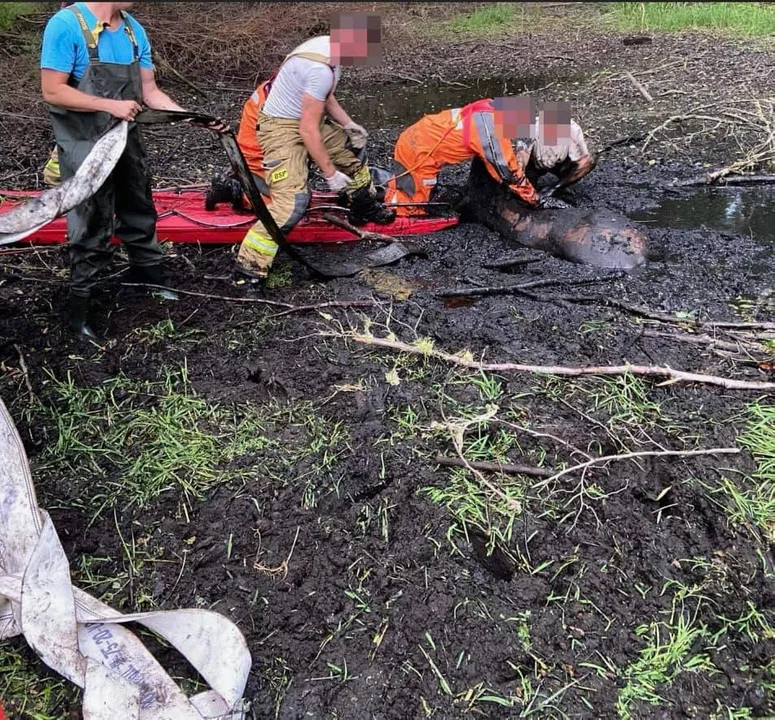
[385,99,540,217]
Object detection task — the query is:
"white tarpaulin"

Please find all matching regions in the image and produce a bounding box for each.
[0,397,252,718]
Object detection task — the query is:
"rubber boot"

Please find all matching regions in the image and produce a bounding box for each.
[347,186,396,227]
[127,264,179,301]
[205,172,243,211]
[68,295,98,339]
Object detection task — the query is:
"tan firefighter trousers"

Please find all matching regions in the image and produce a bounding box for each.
[236,113,375,277]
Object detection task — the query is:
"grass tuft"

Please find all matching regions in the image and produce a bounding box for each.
[445,3,520,34]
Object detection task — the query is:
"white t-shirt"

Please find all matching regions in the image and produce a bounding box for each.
[262,36,342,120]
[531,119,589,169]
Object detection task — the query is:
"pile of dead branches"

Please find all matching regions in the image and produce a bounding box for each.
[643,97,775,181]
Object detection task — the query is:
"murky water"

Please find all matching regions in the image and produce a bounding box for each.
[629,186,775,243]
[340,74,568,129]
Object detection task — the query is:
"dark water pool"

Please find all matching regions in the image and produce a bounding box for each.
[629,186,774,243]
[339,74,571,129]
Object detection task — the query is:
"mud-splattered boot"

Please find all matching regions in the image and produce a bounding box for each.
[347,186,396,227]
[68,295,98,340]
[205,172,243,211]
[127,263,179,301]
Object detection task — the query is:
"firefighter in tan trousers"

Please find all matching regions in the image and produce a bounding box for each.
[234,13,394,284]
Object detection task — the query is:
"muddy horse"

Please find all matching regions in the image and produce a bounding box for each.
[464,157,647,270]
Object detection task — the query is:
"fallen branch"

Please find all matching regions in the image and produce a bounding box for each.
[434,454,552,478]
[624,71,653,103]
[436,276,620,299]
[154,52,208,96]
[269,299,377,318]
[482,255,546,270]
[341,332,775,390]
[642,329,765,353]
[527,293,775,331]
[12,344,35,403]
[533,447,741,490]
[119,282,375,313]
[321,213,398,243]
[0,246,60,256]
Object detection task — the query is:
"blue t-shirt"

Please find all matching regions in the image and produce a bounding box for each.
[40,2,153,81]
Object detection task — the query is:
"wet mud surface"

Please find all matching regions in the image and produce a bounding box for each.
[1,3,774,718]
[1,152,773,718]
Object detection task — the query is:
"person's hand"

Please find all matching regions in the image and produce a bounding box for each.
[184,116,231,133]
[107,99,142,121]
[325,170,354,192]
[343,121,368,149]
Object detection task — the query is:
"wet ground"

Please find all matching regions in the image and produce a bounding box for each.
[0,3,774,719]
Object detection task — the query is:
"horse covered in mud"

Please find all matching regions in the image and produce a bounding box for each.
[464,157,648,270]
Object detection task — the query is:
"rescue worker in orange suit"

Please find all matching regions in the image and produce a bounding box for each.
[384,97,592,216]
[384,98,540,217]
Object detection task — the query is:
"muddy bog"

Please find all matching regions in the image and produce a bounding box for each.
[0,3,774,719]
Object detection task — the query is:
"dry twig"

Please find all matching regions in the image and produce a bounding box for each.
[434,454,551,478]
[533,447,741,491]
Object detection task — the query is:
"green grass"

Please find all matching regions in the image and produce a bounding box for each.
[0,643,76,720]
[0,2,41,31]
[697,402,775,542]
[444,3,521,34]
[30,365,268,513]
[608,2,775,37]
[28,366,352,518]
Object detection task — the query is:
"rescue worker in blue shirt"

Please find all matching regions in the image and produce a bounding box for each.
[40,2,227,338]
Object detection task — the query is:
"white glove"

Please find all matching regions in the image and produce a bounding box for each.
[325,170,354,192]
[343,121,369,149]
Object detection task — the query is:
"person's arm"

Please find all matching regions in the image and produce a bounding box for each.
[325,94,352,126]
[299,93,336,177]
[41,69,141,119]
[140,67,186,111]
[491,135,540,207]
[553,153,597,189]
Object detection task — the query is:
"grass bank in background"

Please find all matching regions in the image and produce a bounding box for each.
[444,3,521,34]
[608,2,775,37]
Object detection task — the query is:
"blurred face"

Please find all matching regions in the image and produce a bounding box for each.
[538,101,572,146]
[493,95,536,139]
[330,12,382,67]
[114,2,134,10]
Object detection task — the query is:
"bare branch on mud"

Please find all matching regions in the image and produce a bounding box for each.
[482,254,546,270]
[436,276,620,299]
[671,174,775,188]
[119,282,376,314]
[153,51,208,97]
[533,446,741,491]
[489,419,593,461]
[435,406,523,513]
[434,454,552,478]
[8,344,35,403]
[520,293,775,331]
[642,329,768,355]
[337,331,775,390]
[624,71,653,103]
